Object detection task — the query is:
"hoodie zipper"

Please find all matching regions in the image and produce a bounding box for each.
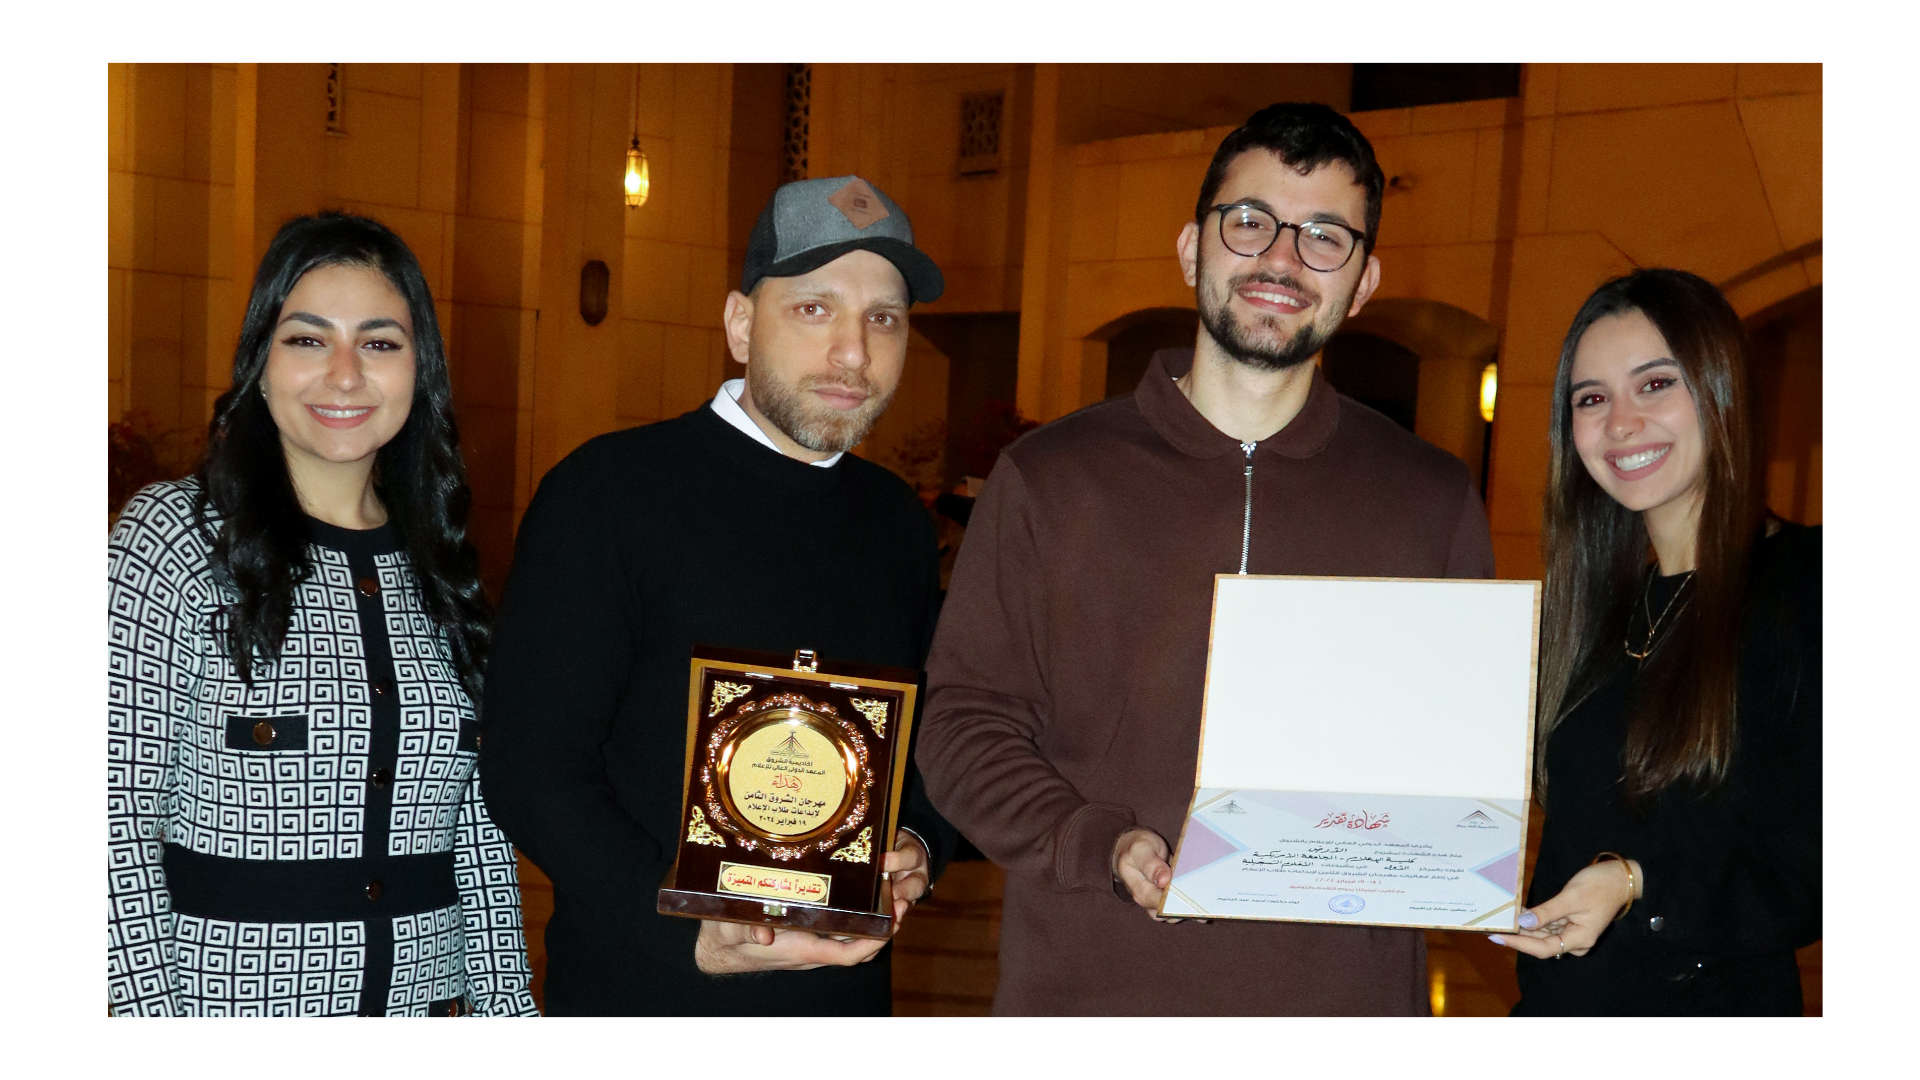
[1238,441,1257,575]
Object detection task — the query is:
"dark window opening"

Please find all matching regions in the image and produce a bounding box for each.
[1104,309,1199,400]
[1322,332,1420,432]
[1350,64,1521,113]
[914,312,1026,486]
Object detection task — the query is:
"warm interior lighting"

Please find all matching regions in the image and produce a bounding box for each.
[1478,362,1498,424]
[624,137,650,208]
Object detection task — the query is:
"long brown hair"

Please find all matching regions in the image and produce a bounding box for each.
[1535,268,1768,800]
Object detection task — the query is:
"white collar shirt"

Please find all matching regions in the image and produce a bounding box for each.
[707,378,843,468]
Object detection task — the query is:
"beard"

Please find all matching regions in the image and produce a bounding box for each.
[745,352,897,455]
[1196,266,1349,372]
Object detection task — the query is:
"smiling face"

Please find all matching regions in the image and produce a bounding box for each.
[260,262,417,482]
[1568,309,1706,526]
[1177,151,1381,370]
[725,249,910,459]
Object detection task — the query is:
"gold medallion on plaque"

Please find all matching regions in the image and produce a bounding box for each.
[703,693,872,861]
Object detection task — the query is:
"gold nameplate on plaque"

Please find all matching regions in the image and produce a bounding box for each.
[717,862,832,906]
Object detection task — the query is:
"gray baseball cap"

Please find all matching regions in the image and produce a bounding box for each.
[741,175,944,304]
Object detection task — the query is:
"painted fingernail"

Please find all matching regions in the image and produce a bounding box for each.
[1518,912,1539,929]
[1488,935,1506,945]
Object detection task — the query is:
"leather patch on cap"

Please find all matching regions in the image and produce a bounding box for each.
[827,178,890,229]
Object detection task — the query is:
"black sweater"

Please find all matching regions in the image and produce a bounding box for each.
[1515,523,1821,1015]
[480,404,957,1016]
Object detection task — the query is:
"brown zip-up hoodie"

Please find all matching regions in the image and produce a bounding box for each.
[919,348,1496,1015]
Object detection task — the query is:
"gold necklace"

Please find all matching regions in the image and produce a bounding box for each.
[1624,569,1694,661]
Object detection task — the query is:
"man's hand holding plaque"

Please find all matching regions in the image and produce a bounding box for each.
[692,832,930,973]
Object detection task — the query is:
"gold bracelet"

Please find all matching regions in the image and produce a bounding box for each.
[1591,851,1635,921]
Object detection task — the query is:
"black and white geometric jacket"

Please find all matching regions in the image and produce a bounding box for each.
[107,480,539,1016]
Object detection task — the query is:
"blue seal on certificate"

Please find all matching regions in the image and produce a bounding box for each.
[1328,894,1366,915]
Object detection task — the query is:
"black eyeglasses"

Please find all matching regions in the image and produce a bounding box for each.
[1211,204,1368,272]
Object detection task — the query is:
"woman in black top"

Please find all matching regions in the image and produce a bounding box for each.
[1489,269,1820,1015]
[107,213,537,1015]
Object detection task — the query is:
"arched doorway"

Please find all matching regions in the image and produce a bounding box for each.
[1322,333,1421,432]
[1744,286,1821,524]
[1095,307,1199,399]
[1334,298,1501,483]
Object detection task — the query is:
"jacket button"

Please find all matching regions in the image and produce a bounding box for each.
[474,734,483,750]
[371,767,393,789]
[357,577,379,597]
[366,880,384,901]
[372,677,393,697]
[251,721,276,746]
[1648,915,1665,932]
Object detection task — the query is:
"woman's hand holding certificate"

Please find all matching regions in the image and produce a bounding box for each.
[1490,857,1643,959]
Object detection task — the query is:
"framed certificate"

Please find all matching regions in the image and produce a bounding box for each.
[657,646,919,940]
[1159,575,1541,932]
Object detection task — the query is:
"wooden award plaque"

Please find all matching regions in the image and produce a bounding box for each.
[657,645,919,940]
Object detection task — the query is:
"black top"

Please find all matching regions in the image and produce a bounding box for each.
[479,404,957,1016]
[1514,523,1822,1016]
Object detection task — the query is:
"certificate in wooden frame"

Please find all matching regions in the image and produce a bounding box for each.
[1160,574,1542,932]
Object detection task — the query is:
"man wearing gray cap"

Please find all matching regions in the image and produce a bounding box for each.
[481,176,957,1015]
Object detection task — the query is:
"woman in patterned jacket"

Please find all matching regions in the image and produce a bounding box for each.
[108,212,539,1016]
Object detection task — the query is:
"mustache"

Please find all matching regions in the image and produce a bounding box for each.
[799,374,876,397]
[1227,271,1318,302]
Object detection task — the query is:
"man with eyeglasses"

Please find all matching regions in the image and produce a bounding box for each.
[916,103,1495,1014]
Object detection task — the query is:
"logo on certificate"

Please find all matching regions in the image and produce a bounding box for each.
[1213,800,1247,814]
[1328,894,1366,915]
[1456,810,1498,829]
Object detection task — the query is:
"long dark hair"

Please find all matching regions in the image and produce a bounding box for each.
[194,211,490,700]
[1536,268,1768,800]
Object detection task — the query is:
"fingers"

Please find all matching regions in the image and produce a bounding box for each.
[1137,830,1171,862]
[1117,854,1170,908]
[696,917,891,972]
[1145,849,1172,893]
[1139,849,1172,890]
[1142,833,1173,891]
[881,841,930,905]
[1488,931,1573,960]
[694,919,778,974]
[884,860,930,904]
[1523,893,1574,931]
[1115,858,1161,907]
[764,929,885,967]
[701,919,768,947]
[1111,828,1174,911]
[1488,924,1600,959]
[895,873,929,905]
[883,836,930,874]
[1488,933,1559,959]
